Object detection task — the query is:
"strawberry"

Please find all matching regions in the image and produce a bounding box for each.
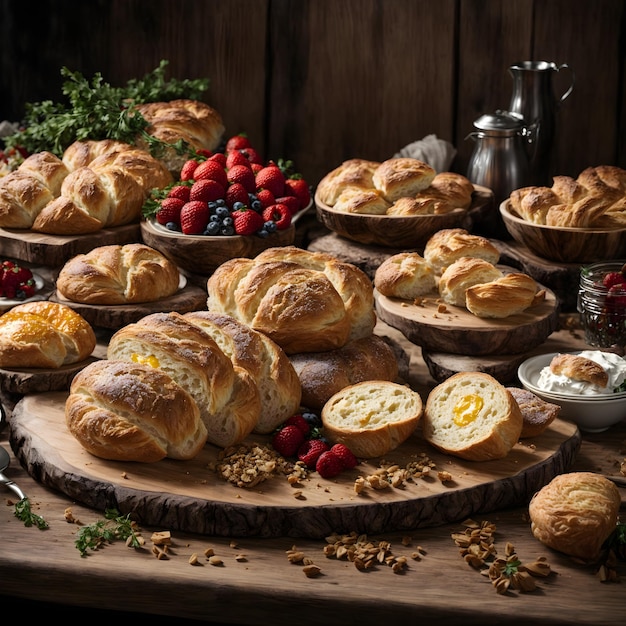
[167,185,191,202]
[225,133,251,152]
[256,188,276,209]
[251,162,263,174]
[195,149,213,159]
[284,177,311,209]
[284,414,310,436]
[606,283,626,309]
[225,182,250,209]
[226,149,251,170]
[315,450,344,479]
[156,197,185,226]
[2,264,34,299]
[232,208,264,236]
[271,424,306,457]
[263,203,292,229]
[180,200,210,235]
[180,159,200,181]
[297,439,330,469]
[256,165,285,197]
[602,271,626,290]
[330,443,358,469]
[193,160,228,188]
[208,152,227,167]
[275,195,300,216]
[190,179,225,203]
[240,147,263,165]
[228,164,256,193]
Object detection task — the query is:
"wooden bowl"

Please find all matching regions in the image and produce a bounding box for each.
[500,200,626,263]
[315,191,478,249]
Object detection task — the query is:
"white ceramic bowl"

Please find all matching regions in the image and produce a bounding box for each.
[517,352,626,433]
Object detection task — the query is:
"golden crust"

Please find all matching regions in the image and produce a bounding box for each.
[372,157,436,202]
[423,228,500,274]
[316,158,381,206]
[507,387,560,438]
[549,353,609,388]
[374,252,437,299]
[438,257,503,307]
[333,187,390,214]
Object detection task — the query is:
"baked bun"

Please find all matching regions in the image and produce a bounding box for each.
[333,187,390,215]
[507,387,560,438]
[423,228,500,274]
[374,252,437,299]
[289,335,399,411]
[182,310,301,434]
[206,246,376,354]
[107,312,261,448]
[66,359,208,462]
[321,381,423,458]
[465,273,545,318]
[423,372,523,461]
[438,257,503,307]
[0,301,96,368]
[56,243,181,305]
[528,472,621,561]
[549,353,609,388]
[62,139,131,172]
[316,159,381,206]
[372,158,436,202]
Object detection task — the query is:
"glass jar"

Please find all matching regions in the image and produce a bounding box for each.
[577,260,626,349]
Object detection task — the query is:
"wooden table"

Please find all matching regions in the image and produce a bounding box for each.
[1,318,625,626]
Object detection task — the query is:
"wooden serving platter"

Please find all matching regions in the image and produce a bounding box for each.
[9,391,580,539]
[0,224,141,267]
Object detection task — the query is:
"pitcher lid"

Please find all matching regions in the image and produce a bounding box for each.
[473,110,526,132]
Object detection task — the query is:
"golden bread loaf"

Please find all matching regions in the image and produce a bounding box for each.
[315,158,381,206]
[548,353,609,388]
[423,228,500,274]
[374,252,437,299]
[206,246,376,354]
[423,372,523,461]
[56,243,180,305]
[0,301,96,368]
[506,387,560,438]
[528,472,621,561]
[289,335,399,411]
[66,359,208,462]
[333,187,390,215]
[107,312,261,448]
[465,272,545,318]
[372,157,436,202]
[182,310,301,434]
[62,139,131,172]
[321,381,423,458]
[438,257,503,307]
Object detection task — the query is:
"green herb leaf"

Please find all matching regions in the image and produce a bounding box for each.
[14,497,49,530]
[75,508,142,557]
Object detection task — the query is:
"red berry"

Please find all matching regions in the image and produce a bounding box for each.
[180,159,200,181]
[251,162,263,174]
[262,203,292,230]
[208,152,227,167]
[284,177,311,209]
[275,195,300,216]
[606,284,626,308]
[256,165,285,197]
[297,439,330,469]
[156,197,185,225]
[193,160,228,188]
[271,425,306,457]
[180,200,210,235]
[240,147,263,165]
[225,182,250,209]
[602,271,626,290]
[256,188,276,209]
[315,450,344,479]
[226,150,251,170]
[225,134,251,152]
[228,164,257,193]
[190,179,225,203]
[284,414,310,436]
[195,149,213,159]
[330,443,358,469]
[232,208,264,236]
[167,185,191,202]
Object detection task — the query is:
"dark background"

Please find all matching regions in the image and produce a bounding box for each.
[1,0,625,187]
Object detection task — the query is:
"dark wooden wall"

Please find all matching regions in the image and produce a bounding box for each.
[1,0,624,187]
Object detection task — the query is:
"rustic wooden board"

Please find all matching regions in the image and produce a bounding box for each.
[0,224,142,267]
[9,391,580,539]
[374,278,559,356]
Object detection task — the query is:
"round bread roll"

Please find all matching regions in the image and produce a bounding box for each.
[528,472,621,562]
[374,252,437,299]
[0,301,96,368]
[183,310,302,434]
[438,257,503,307]
[56,243,181,305]
[465,273,545,318]
[372,158,436,202]
[423,372,523,461]
[333,187,390,215]
[289,335,399,411]
[316,158,381,206]
[423,228,500,274]
[321,381,423,458]
[66,359,208,462]
[507,387,560,438]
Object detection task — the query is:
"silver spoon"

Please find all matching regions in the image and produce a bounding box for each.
[0,445,26,501]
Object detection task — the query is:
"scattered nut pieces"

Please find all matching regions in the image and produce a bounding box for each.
[208,555,223,566]
[151,531,172,546]
[303,564,322,578]
[64,507,80,525]
[189,553,200,566]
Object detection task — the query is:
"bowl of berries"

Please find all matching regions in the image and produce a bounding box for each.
[0,259,45,311]
[140,134,312,277]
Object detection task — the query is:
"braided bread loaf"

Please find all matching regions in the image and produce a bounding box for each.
[508,165,626,228]
[206,246,376,354]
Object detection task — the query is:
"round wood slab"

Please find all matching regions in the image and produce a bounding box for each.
[9,391,580,539]
[374,278,560,356]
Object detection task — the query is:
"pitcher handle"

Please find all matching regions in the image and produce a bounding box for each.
[556,63,575,106]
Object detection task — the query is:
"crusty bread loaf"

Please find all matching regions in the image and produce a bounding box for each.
[107,312,261,448]
[548,353,609,388]
[321,381,423,458]
[372,158,436,202]
[423,372,523,461]
[183,310,301,434]
[62,139,131,172]
[423,228,500,274]
[465,272,545,318]
[206,246,376,354]
[289,335,399,411]
[333,187,390,215]
[316,158,381,206]
[0,301,96,368]
[66,359,208,462]
[528,472,621,561]
[507,387,560,438]
[374,252,437,299]
[438,257,503,307]
[56,243,180,305]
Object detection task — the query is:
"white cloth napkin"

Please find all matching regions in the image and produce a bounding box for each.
[394,134,457,172]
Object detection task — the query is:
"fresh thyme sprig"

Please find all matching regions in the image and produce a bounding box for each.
[75,508,143,557]
[14,497,48,530]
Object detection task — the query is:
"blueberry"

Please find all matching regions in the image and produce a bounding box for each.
[209,214,221,223]
[221,224,235,236]
[216,198,226,207]
[215,206,230,218]
[302,412,322,428]
[165,222,180,231]
[251,199,262,211]
[232,201,245,211]
[263,220,277,233]
[222,216,234,227]
[256,228,269,238]
[205,221,221,235]
[208,201,217,212]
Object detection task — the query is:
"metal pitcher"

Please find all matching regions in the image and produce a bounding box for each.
[508,61,575,186]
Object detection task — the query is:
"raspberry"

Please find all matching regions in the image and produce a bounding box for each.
[315,450,344,479]
[271,425,305,457]
[602,271,626,290]
[284,414,310,436]
[297,439,330,469]
[330,443,358,469]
